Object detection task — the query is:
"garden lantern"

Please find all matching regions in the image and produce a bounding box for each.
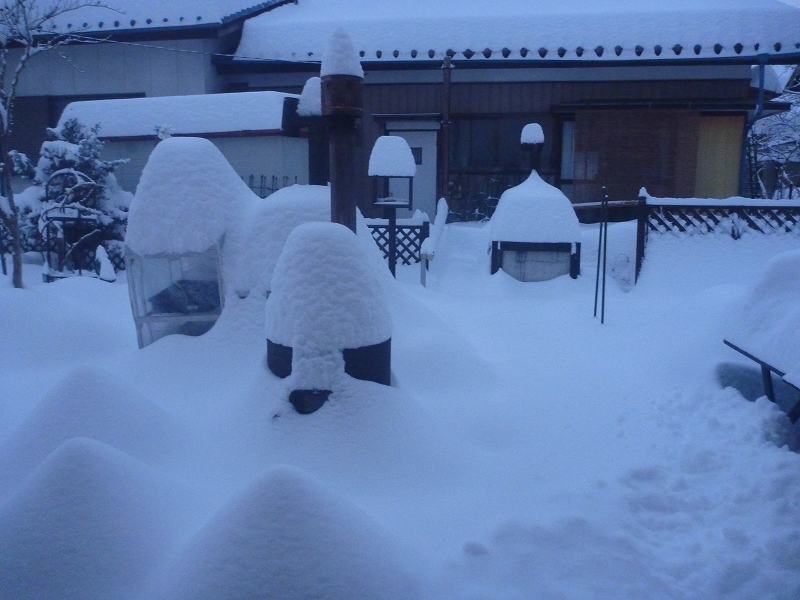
[521,122,545,172]
[124,137,249,348]
[368,135,417,276]
[489,125,581,282]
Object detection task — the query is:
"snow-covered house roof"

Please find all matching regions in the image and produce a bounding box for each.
[58,92,294,140]
[236,0,800,65]
[37,1,292,35]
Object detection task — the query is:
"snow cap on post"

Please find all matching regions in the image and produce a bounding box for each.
[521,123,545,145]
[321,29,364,78]
[368,136,417,177]
[298,76,322,116]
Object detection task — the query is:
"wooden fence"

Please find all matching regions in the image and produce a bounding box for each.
[368,222,430,265]
[573,196,800,284]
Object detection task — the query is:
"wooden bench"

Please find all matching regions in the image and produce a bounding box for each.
[724,339,800,424]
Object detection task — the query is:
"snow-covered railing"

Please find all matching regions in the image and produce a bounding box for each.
[644,191,800,238]
[419,198,448,286]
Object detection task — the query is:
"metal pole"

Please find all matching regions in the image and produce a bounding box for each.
[387,208,397,277]
[593,191,604,317]
[601,193,609,324]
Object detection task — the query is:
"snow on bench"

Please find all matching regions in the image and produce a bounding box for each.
[725,250,800,422]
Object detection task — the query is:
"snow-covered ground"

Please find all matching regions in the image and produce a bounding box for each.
[1,224,799,599]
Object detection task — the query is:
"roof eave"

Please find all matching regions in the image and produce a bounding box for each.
[216,52,800,74]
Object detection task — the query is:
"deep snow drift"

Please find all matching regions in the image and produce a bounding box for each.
[1,219,799,599]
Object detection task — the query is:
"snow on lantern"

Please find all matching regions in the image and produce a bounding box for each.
[125,137,251,348]
[489,127,581,282]
[369,135,416,276]
[265,222,392,413]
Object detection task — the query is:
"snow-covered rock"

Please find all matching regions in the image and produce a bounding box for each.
[298,76,322,116]
[521,123,544,145]
[265,222,391,350]
[0,438,182,600]
[369,135,417,177]
[126,137,254,255]
[727,249,800,375]
[490,170,580,243]
[163,466,419,600]
[320,28,364,78]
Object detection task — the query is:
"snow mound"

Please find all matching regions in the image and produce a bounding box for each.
[233,184,330,298]
[0,438,181,600]
[369,135,417,177]
[490,170,580,243]
[126,137,254,255]
[727,249,800,375]
[164,465,418,600]
[265,222,391,349]
[298,76,322,116]
[320,28,364,78]
[0,366,183,488]
[521,123,544,145]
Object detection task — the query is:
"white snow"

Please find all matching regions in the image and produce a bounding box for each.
[233,184,386,299]
[726,249,800,375]
[163,466,419,600]
[368,135,417,177]
[2,196,800,598]
[40,1,270,33]
[490,170,581,242]
[58,92,292,139]
[126,137,253,255]
[320,29,364,78]
[233,184,331,298]
[521,123,545,145]
[0,437,184,600]
[297,77,322,116]
[265,222,391,351]
[237,0,800,64]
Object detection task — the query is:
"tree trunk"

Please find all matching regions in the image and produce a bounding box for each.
[0,138,24,288]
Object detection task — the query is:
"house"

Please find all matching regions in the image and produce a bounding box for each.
[57,91,308,192]
[9,0,800,217]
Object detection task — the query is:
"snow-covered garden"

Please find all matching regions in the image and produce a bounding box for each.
[2,131,800,598]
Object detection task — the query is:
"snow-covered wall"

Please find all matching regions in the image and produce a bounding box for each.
[94,136,308,194]
[12,38,219,98]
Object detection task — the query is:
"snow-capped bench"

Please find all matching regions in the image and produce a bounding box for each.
[724,250,800,423]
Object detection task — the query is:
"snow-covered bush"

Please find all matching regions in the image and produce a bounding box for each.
[13,118,132,269]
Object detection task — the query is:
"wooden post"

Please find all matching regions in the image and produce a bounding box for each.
[322,73,363,233]
[439,55,453,201]
[635,193,647,283]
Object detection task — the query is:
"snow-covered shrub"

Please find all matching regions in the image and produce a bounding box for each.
[13,118,132,269]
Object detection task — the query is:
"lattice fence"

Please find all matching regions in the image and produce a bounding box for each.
[368,223,430,265]
[647,204,800,238]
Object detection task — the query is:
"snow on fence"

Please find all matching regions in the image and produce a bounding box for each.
[644,194,800,238]
[572,192,800,284]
